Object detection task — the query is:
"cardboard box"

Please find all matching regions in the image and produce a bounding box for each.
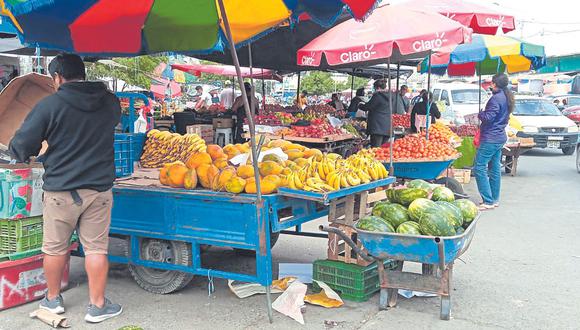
[213,118,234,129]
[186,124,214,144]
[450,168,471,184]
[0,164,43,219]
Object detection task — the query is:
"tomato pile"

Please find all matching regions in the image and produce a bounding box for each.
[286,123,343,138]
[420,123,461,145]
[392,114,411,128]
[451,124,478,137]
[373,135,458,161]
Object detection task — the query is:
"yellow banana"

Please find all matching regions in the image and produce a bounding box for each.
[346,173,361,186]
[340,174,349,188]
[294,174,304,190]
[288,173,297,190]
[317,162,326,180]
[367,166,379,181]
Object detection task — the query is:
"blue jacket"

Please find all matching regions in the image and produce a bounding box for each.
[478,90,509,144]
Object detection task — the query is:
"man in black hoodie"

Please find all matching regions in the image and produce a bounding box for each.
[9,54,122,323]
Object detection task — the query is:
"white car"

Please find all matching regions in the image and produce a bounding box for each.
[514,96,579,155]
[432,82,488,125]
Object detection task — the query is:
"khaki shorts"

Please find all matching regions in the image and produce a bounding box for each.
[42,189,113,256]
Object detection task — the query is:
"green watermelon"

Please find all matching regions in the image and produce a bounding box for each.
[407,179,431,191]
[436,201,464,227]
[408,198,437,222]
[418,210,457,237]
[386,188,398,203]
[356,216,395,233]
[396,188,429,206]
[453,199,478,223]
[431,186,455,202]
[373,203,409,229]
[455,227,465,235]
[396,221,421,235]
[371,202,390,217]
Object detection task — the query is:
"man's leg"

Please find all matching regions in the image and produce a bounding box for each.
[85,254,108,307]
[44,254,70,299]
[488,144,504,204]
[474,143,495,205]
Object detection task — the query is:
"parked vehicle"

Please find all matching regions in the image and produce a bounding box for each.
[432,82,488,125]
[562,105,580,124]
[513,96,579,155]
[548,95,580,110]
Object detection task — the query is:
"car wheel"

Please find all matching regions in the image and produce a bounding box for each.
[576,146,580,173]
[562,146,576,155]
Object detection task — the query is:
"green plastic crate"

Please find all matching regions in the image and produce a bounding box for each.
[313,259,398,302]
[0,216,43,254]
[0,248,42,262]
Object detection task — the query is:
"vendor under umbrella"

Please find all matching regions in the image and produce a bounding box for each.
[232,82,259,144]
[410,90,441,133]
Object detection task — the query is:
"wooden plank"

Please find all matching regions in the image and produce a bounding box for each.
[381,270,448,295]
[357,192,368,220]
[367,190,388,204]
[343,195,355,226]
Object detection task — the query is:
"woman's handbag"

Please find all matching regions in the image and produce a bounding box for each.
[473,129,481,147]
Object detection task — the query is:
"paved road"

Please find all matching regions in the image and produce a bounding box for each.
[2,149,579,329]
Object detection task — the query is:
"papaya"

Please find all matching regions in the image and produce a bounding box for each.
[259,161,284,177]
[268,139,291,149]
[223,144,241,159]
[197,164,220,189]
[213,157,230,170]
[159,167,169,185]
[303,148,323,160]
[262,153,284,164]
[183,168,198,190]
[263,174,282,188]
[207,144,227,161]
[186,152,212,169]
[236,164,255,179]
[167,163,189,188]
[225,176,246,194]
[245,178,277,195]
[283,143,306,152]
[286,150,305,161]
[212,167,237,191]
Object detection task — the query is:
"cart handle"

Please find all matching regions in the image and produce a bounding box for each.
[435,237,446,271]
[319,225,375,262]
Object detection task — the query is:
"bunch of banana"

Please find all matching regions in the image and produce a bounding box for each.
[303,177,336,192]
[140,130,206,168]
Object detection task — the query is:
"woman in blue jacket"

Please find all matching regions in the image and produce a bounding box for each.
[475,73,513,210]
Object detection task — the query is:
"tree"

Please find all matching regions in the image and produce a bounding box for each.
[300,71,337,95]
[85,55,168,90]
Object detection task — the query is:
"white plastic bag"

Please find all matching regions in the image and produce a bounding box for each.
[134,110,147,133]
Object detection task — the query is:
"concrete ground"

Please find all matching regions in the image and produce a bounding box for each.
[2,149,580,329]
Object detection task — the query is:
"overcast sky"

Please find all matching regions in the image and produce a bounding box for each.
[388,0,580,57]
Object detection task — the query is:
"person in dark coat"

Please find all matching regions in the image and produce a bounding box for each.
[348,88,365,118]
[359,80,391,147]
[410,91,441,133]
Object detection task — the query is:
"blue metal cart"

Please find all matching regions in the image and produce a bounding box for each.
[106,176,395,321]
[321,214,480,320]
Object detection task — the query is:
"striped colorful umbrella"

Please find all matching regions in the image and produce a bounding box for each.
[418,34,546,76]
[1,0,380,56]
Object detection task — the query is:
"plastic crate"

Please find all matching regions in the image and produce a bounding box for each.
[114,133,145,177]
[0,216,43,254]
[313,259,398,302]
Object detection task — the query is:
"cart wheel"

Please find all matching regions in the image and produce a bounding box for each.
[562,146,576,155]
[128,238,194,294]
[234,231,280,256]
[434,177,465,195]
[504,155,513,174]
[440,295,451,320]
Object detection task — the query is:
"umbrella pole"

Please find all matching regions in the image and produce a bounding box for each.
[478,63,482,112]
[296,71,301,105]
[426,50,432,140]
[350,73,354,100]
[216,5,269,319]
[249,43,256,117]
[388,58,394,175]
[262,75,266,112]
[395,63,400,114]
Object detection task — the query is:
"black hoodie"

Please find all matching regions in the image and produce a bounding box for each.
[9,81,121,192]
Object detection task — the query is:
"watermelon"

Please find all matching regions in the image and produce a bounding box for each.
[371,202,391,217]
[431,186,455,202]
[418,210,457,237]
[395,188,429,206]
[396,221,421,235]
[407,179,431,191]
[373,203,409,229]
[408,198,437,222]
[455,227,465,235]
[356,215,395,233]
[386,188,398,203]
[436,201,464,227]
[453,199,478,223]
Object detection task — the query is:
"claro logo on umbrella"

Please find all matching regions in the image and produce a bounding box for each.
[412,32,448,52]
[340,44,377,63]
[485,15,505,27]
[300,52,317,66]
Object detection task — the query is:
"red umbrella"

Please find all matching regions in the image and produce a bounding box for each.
[150,78,181,99]
[171,64,282,82]
[403,0,515,35]
[297,5,471,67]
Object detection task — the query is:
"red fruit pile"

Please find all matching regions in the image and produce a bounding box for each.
[420,123,461,145]
[451,124,478,137]
[392,114,411,128]
[373,135,458,161]
[286,123,342,138]
[305,104,336,114]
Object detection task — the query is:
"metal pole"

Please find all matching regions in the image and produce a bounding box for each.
[248,43,256,117]
[261,74,266,112]
[350,73,354,100]
[395,63,401,113]
[426,50,432,140]
[478,63,482,112]
[388,58,394,175]
[296,71,301,105]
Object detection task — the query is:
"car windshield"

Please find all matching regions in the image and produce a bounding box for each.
[451,89,487,104]
[567,97,580,107]
[514,99,562,116]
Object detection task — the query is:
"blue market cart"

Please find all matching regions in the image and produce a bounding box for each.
[321,214,480,320]
[105,173,395,321]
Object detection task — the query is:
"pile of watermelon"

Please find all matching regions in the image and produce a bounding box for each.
[356,179,478,237]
